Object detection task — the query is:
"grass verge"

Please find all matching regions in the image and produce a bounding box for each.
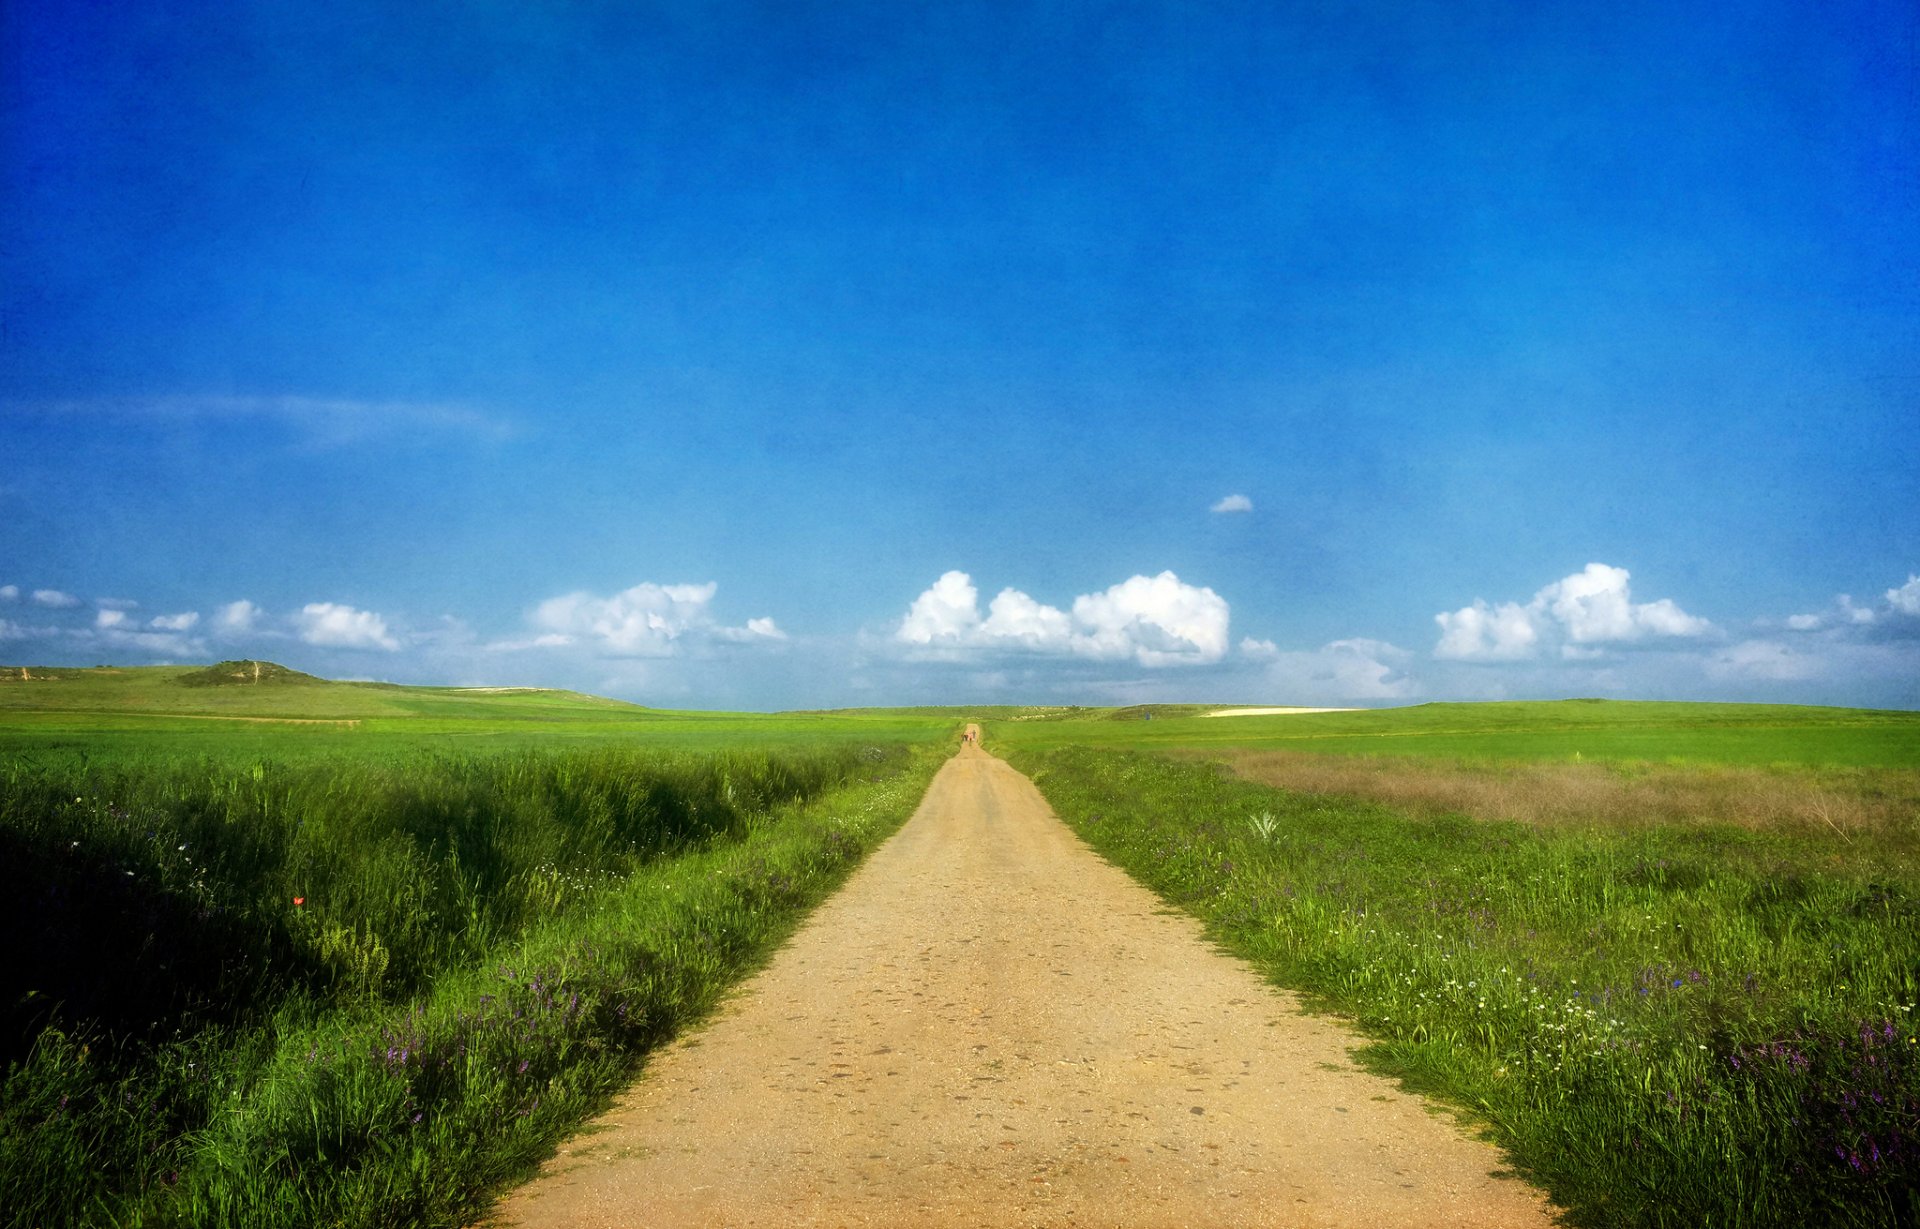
[2,744,946,1228]
[1007,744,1920,1228]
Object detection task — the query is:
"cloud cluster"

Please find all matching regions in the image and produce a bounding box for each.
[216,600,262,633]
[895,571,1230,666]
[1241,636,1416,700]
[296,602,400,651]
[1892,576,1920,617]
[1435,564,1713,662]
[521,582,784,657]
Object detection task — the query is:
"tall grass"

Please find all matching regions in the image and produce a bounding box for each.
[1217,750,1920,847]
[1,743,941,1227]
[1011,745,1920,1228]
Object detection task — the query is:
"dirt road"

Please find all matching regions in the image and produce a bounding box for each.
[489,736,1555,1227]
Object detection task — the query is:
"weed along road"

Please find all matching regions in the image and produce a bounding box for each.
[489,734,1555,1228]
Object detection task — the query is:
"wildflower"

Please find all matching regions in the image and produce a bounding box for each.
[293,896,305,906]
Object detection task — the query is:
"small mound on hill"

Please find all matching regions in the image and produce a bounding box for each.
[1104,704,1212,721]
[174,660,324,688]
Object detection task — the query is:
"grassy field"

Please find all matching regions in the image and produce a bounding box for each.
[993,700,1920,1227]
[0,664,956,1228]
[9,672,1918,1227]
[1001,699,1920,768]
[0,662,956,765]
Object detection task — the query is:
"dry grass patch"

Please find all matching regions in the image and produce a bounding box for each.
[1214,749,1920,844]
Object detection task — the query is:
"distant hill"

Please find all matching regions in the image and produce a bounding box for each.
[173,660,324,688]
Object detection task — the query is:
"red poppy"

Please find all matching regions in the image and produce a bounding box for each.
[293,896,305,906]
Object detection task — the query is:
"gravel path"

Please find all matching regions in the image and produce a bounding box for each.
[488,738,1556,1227]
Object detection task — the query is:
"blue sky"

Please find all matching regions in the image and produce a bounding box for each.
[3,0,1916,709]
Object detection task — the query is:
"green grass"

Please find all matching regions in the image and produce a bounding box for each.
[0,666,956,1228]
[996,699,1920,1228]
[0,663,959,765]
[998,699,1920,768]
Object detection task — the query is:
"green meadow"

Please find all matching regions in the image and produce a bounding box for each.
[5,669,1917,1227]
[994,701,1920,1227]
[0,663,954,764]
[0,664,955,1228]
[1000,698,1920,768]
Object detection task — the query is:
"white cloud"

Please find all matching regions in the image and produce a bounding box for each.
[1434,599,1539,661]
[980,587,1075,648]
[897,571,981,644]
[1072,573,1231,665]
[523,581,777,657]
[1434,564,1711,661]
[296,602,400,651]
[1785,594,1878,632]
[1210,493,1254,514]
[151,612,200,632]
[1889,575,1920,617]
[95,609,128,629]
[1248,638,1417,702]
[0,585,17,602]
[32,589,80,609]
[743,616,786,640]
[893,570,1230,667]
[215,600,263,633]
[0,619,24,641]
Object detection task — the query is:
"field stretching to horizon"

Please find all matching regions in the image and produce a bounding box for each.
[994,702,1920,1226]
[0,663,958,1228]
[2,664,1917,1226]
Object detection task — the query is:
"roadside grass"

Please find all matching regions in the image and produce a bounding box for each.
[1004,743,1920,1228]
[0,740,947,1228]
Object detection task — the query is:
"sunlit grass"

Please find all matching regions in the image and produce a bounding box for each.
[1008,744,1920,1228]
[1,742,945,1228]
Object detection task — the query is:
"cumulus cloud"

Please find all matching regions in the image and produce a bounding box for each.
[296,602,400,651]
[95,609,128,629]
[743,616,787,640]
[150,612,200,632]
[522,582,779,656]
[1889,576,1920,617]
[1435,564,1712,661]
[0,585,18,602]
[215,600,263,633]
[32,589,80,609]
[1210,494,1253,514]
[894,570,1229,667]
[1434,599,1540,661]
[898,571,981,644]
